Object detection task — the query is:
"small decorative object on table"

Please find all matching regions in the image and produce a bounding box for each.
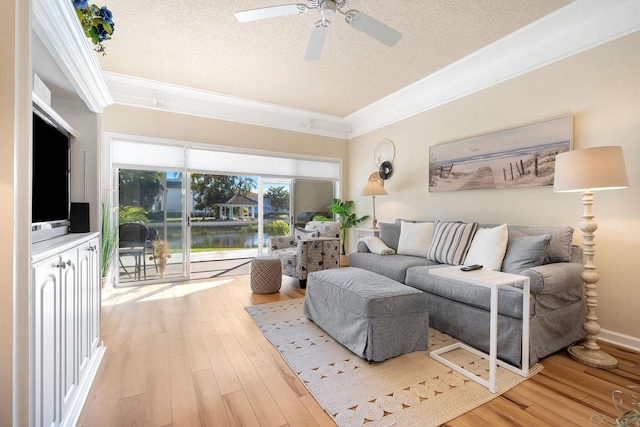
[592,386,639,426]
[149,240,172,278]
[72,0,115,55]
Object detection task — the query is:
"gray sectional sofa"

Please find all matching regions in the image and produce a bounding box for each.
[348,220,586,368]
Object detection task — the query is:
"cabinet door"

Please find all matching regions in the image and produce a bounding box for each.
[77,239,99,379]
[89,238,100,351]
[58,248,77,420]
[33,257,60,427]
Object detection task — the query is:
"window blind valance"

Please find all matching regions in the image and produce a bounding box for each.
[111,139,340,180]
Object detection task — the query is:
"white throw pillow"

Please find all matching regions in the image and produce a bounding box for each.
[397,221,435,257]
[464,223,509,271]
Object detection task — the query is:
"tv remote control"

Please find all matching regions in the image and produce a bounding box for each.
[461,264,483,271]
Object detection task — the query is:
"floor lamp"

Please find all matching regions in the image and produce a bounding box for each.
[361,178,388,229]
[554,146,628,369]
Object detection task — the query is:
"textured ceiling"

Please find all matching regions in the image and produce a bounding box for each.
[97,0,574,118]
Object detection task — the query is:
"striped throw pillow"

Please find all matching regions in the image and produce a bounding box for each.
[427,221,479,265]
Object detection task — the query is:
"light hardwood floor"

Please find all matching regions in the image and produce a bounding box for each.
[78,274,640,427]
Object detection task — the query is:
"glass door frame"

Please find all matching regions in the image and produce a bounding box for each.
[114,167,190,287]
[257,177,293,256]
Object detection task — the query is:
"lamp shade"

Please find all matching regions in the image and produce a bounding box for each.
[361,179,388,197]
[554,146,629,193]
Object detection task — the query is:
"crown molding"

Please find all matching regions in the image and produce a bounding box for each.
[32,0,113,113]
[347,0,640,137]
[102,0,640,138]
[103,72,351,140]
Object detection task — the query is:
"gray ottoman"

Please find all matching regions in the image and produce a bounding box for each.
[251,256,282,294]
[303,267,429,362]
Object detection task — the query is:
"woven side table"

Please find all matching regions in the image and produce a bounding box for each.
[250,256,282,294]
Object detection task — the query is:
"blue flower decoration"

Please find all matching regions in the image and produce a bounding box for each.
[73,0,88,9]
[99,6,113,25]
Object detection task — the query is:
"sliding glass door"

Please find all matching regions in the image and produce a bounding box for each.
[259,178,292,254]
[118,169,187,285]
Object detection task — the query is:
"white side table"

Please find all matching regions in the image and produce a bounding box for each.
[354,228,379,240]
[428,266,530,393]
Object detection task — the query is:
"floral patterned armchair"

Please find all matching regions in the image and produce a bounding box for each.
[268,221,341,288]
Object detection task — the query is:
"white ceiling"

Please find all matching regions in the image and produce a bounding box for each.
[33,0,640,139]
[97,0,574,118]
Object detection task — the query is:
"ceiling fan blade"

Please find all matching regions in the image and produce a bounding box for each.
[304,21,330,61]
[344,11,402,47]
[235,4,309,23]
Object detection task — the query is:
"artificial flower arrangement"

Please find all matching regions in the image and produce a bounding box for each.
[72,0,114,55]
[149,240,172,278]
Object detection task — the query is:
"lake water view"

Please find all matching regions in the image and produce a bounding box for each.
[163,222,281,252]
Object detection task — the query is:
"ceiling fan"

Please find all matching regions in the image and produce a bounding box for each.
[235,0,402,61]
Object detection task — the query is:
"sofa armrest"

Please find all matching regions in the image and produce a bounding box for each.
[517,262,584,297]
[268,236,297,253]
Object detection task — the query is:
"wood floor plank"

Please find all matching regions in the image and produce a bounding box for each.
[80,271,640,427]
[219,333,288,427]
[169,353,202,427]
[482,396,553,427]
[113,393,146,427]
[78,350,129,427]
[255,363,320,427]
[192,369,233,427]
[198,322,243,396]
[183,323,212,373]
[146,332,173,427]
[222,390,261,427]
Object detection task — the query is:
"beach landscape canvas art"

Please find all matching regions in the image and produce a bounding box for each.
[429,115,572,192]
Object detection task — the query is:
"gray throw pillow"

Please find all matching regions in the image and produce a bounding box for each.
[507,225,573,263]
[501,233,552,273]
[379,222,401,251]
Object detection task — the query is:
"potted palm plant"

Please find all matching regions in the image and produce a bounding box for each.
[329,198,369,266]
[101,189,118,288]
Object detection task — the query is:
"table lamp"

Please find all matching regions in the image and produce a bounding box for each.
[554,145,628,369]
[361,175,388,229]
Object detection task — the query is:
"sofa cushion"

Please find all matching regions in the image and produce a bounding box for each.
[464,223,508,271]
[397,221,436,257]
[501,233,552,273]
[427,221,478,265]
[348,252,438,283]
[405,266,532,319]
[507,225,573,263]
[379,222,401,251]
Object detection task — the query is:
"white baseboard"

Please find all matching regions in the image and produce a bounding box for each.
[61,344,107,427]
[599,329,640,353]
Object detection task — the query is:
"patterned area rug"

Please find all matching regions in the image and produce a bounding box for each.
[245,299,543,427]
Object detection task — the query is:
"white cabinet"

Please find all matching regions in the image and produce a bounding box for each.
[32,233,104,427]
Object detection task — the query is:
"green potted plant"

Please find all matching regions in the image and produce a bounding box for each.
[329,198,369,265]
[101,189,118,287]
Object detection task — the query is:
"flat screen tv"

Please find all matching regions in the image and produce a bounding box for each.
[32,107,71,243]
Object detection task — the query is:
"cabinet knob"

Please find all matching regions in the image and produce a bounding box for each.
[57,259,72,269]
[89,245,97,252]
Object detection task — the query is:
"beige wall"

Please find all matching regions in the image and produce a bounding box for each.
[0,3,15,424]
[348,31,640,340]
[103,106,349,190]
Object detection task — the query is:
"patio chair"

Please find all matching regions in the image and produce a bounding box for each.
[119,223,149,280]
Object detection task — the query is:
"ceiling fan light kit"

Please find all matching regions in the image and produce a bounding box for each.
[235,0,402,61]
